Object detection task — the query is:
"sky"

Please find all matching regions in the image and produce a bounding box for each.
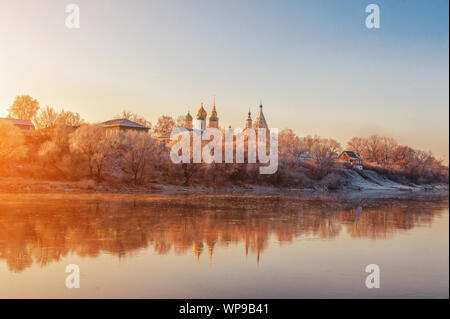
[0,0,448,162]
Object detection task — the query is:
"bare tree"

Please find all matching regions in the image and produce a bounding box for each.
[34,106,59,129]
[378,137,398,167]
[8,95,40,120]
[38,122,79,178]
[311,138,341,166]
[301,135,321,153]
[365,135,381,162]
[347,137,366,157]
[309,137,342,178]
[392,145,416,167]
[153,115,175,137]
[278,129,304,167]
[349,135,398,166]
[70,124,116,180]
[57,110,84,126]
[119,131,159,184]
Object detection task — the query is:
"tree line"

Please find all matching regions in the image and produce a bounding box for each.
[1,95,448,188]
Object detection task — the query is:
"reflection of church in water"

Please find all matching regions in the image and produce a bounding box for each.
[0,197,440,272]
[181,98,269,131]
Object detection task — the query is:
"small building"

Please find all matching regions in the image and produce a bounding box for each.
[0,118,35,131]
[156,132,172,147]
[101,118,150,137]
[339,151,363,170]
[295,152,315,163]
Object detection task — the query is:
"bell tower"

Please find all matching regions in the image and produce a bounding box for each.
[245,108,252,128]
[208,96,219,129]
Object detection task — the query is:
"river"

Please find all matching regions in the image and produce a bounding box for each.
[0,193,448,298]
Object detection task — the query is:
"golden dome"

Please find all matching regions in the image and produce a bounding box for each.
[196,101,207,120]
[209,97,218,121]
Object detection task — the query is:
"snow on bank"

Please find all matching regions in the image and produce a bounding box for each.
[343,169,414,191]
[156,169,448,199]
[338,168,448,198]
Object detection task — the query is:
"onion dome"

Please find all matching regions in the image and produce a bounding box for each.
[185,109,193,121]
[209,104,218,121]
[196,100,207,120]
[209,96,218,120]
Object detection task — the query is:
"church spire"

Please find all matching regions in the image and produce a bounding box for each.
[253,102,268,129]
[246,107,252,128]
[208,95,219,128]
[211,95,217,115]
[184,106,193,129]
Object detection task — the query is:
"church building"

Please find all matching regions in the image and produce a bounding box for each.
[182,98,268,133]
[253,103,268,130]
[190,98,220,131]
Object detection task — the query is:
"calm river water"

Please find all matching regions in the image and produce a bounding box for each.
[0,193,448,298]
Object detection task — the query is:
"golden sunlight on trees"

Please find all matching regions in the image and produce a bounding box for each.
[346,134,447,183]
[34,106,59,129]
[278,129,304,167]
[153,115,175,137]
[57,110,84,127]
[38,123,79,179]
[34,107,84,129]
[279,129,303,154]
[8,95,40,120]
[70,124,116,180]
[347,135,430,168]
[0,121,27,164]
[0,103,447,188]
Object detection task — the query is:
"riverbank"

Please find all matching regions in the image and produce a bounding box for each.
[0,174,447,204]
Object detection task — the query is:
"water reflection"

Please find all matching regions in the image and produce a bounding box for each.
[0,195,446,272]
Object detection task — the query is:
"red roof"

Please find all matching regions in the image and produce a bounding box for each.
[0,118,35,130]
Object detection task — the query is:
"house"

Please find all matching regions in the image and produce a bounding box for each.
[295,152,315,163]
[0,118,35,131]
[339,151,363,170]
[101,118,150,137]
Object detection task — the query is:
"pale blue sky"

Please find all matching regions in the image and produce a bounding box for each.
[0,0,448,161]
